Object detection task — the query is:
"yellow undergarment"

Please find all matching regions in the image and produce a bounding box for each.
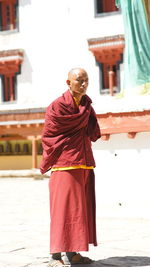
[51,165,94,171]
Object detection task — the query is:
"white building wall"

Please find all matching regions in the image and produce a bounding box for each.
[0,0,124,110]
[93,132,150,218]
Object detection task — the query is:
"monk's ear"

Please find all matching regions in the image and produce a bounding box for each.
[66,79,70,86]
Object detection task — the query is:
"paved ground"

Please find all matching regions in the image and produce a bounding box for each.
[0,177,150,267]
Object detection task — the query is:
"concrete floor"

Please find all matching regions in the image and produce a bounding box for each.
[0,177,150,267]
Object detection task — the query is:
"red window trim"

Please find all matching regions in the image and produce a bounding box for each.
[2,73,16,102]
[0,0,17,31]
[102,63,117,90]
[96,0,118,14]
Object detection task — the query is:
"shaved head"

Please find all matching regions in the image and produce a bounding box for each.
[66,68,89,102]
[68,68,88,80]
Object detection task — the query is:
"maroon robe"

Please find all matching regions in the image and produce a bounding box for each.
[50,169,97,253]
[40,89,101,253]
[40,90,100,174]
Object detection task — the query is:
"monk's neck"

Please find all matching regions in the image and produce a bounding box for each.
[69,90,83,104]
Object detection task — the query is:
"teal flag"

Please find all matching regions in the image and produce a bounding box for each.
[116,0,150,94]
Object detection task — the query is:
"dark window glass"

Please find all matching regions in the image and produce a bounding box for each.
[0,144,4,153]
[23,143,29,154]
[15,143,21,153]
[0,0,18,31]
[2,74,17,102]
[95,0,119,15]
[99,62,121,95]
[5,142,12,153]
[38,142,43,155]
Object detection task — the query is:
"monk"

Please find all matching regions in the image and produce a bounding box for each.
[40,68,101,267]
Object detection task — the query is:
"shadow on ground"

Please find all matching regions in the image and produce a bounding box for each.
[95,256,150,266]
[44,257,150,267]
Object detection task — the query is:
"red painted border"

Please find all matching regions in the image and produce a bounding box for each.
[97,110,150,135]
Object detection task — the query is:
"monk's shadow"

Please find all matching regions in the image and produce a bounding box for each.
[44,257,150,266]
[92,256,150,266]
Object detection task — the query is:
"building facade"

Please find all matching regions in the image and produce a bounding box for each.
[0,0,150,217]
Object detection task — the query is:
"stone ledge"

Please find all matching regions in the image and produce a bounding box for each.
[0,169,50,178]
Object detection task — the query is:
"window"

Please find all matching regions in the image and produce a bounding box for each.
[95,0,119,15]
[101,64,117,90]
[99,62,121,95]
[88,35,125,95]
[0,144,4,153]
[0,0,18,31]
[0,141,32,155]
[0,49,23,103]
[23,143,29,154]
[5,141,12,153]
[14,143,21,153]
[1,73,17,102]
[38,142,43,155]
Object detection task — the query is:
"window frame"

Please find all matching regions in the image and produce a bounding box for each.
[94,0,121,17]
[0,0,19,32]
[1,73,17,102]
[97,56,123,95]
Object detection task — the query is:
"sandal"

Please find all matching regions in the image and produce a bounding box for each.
[63,253,94,265]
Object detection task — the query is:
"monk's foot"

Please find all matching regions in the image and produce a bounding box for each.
[62,253,94,265]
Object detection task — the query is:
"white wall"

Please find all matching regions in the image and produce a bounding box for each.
[93,132,150,218]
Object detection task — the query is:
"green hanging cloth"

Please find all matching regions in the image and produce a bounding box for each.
[115,0,150,94]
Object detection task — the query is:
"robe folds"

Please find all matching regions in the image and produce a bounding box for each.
[49,169,97,253]
[40,90,101,174]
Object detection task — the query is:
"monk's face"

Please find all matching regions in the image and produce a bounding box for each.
[67,69,89,97]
